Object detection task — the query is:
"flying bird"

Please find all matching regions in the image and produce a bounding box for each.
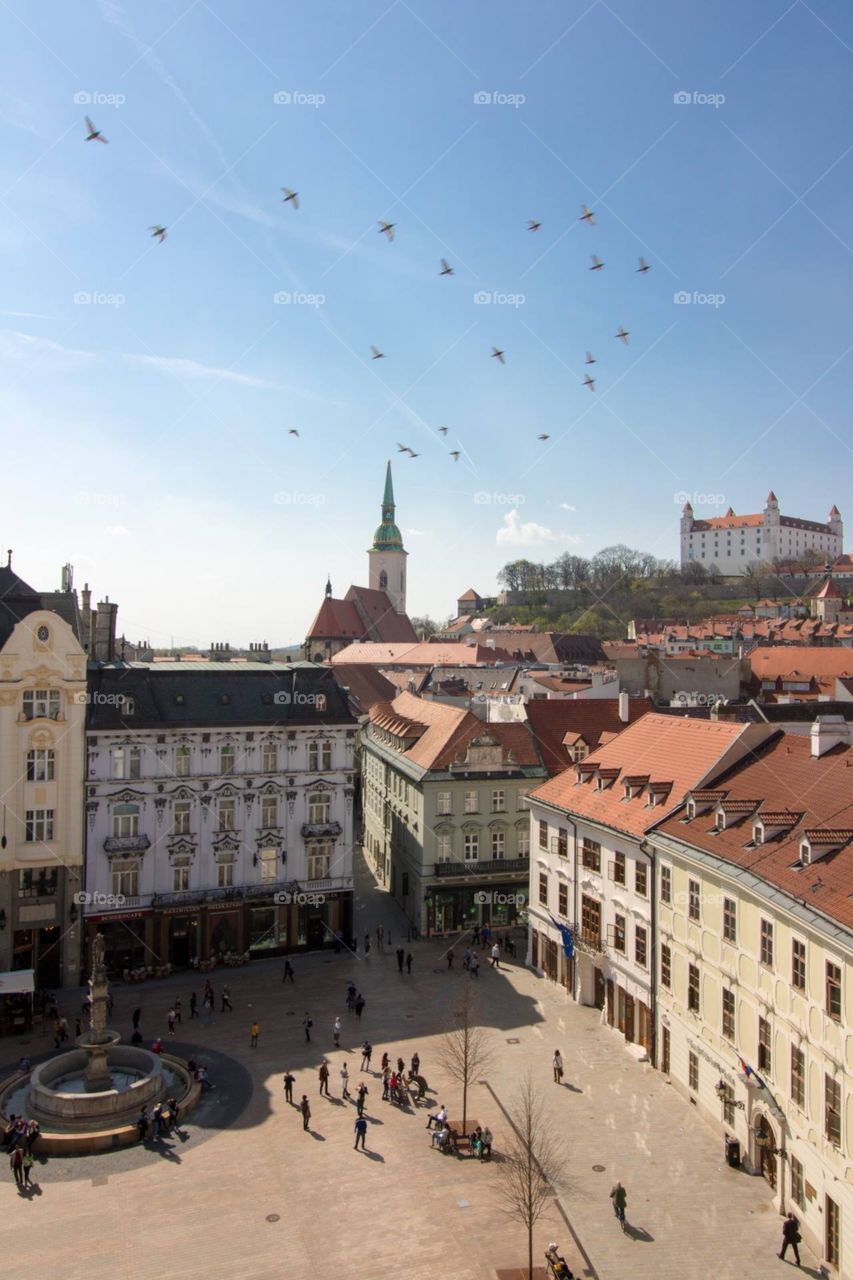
[370,346,385,360]
[528,218,541,231]
[438,426,448,435]
[579,205,595,225]
[288,429,300,436]
[583,373,596,392]
[450,451,460,461]
[491,346,506,364]
[637,256,650,273]
[378,220,395,242]
[149,225,167,243]
[537,433,550,441]
[585,351,596,365]
[397,443,413,454]
[616,326,630,344]
[85,116,107,143]
[439,258,454,276]
[407,451,420,458]
[281,187,299,209]
[590,255,605,271]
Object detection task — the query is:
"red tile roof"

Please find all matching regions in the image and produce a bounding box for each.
[369,690,543,772]
[749,646,853,681]
[526,697,652,776]
[306,596,364,640]
[345,587,418,643]
[330,665,398,715]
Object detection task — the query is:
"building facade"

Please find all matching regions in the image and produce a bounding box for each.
[681,492,843,575]
[83,662,356,974]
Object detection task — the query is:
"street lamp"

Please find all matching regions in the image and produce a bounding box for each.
[715,1078,745,1109]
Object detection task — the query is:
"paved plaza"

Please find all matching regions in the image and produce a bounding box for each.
[0,854,819,1280]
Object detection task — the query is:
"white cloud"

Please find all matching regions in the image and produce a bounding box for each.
[559,502,576,511]
[104,524,130,538]
[496,509,583,547]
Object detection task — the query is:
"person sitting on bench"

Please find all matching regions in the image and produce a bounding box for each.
[426,1104,447,1130]
[431,1123,450,1151]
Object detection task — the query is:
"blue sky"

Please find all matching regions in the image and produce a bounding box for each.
[1,0,852,645]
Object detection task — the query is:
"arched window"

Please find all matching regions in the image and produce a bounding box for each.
[379,570,388,590]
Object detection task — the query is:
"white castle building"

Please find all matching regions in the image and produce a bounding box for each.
[680,492,843,575]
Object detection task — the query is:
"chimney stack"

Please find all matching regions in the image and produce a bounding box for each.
[618,690,630,723]
[810,715,850,759]
[94,597,118,661]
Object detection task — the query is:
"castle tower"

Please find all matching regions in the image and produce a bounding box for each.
[828,504,843,548]
[763,490,781,561]
[368,461,407,614]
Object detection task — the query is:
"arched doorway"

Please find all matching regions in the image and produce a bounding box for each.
[754,1114,777,1189]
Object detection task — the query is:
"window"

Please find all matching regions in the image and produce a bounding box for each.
[556,829,568,859]
[307,844,330,880]
[17,868,58,898]
[518,828,530,857]
[258,847,277,883]
[720,1082,736,1126]
[635,862,648,897]
[723,897,737,943]
[688,879,701,922]
[308,792,330,824]
[437,792,452,816]
[825,1075,841,1147]
[22,689,60,721]
[661,943,671,989]
[791,1045,805,1109]
[688,963,700,1012]
[760,918,774,968]
[558,883,568,917]
[436,833,452,862]
[173,864,189,892]
[218,798,235,831]
[758,1016,772,1075]
[581,838,601,872]
[612,851,626,884]
[111,747,126,780]
[792,939,806,991]
[722,988,735,1040]
[826,1195,840,1268]
[464,832,479,861]
[464,790,478,814]
[491,789,506,812]
[308,741,332,771]
[539,872,548,907]
[635,925,647,968]
[262,744,277,772]
[220,744,235,776]
[660,865,672,904]
[613,913,626,953]
[581,895,601,945]
[539,820,548,850]
[790,1155,804,1211]
[217,860,234,888]
[491,830,505,859]
[826,961,842,1021]
[26,749,55,782]
[111,858,139,898]
[261,796,278,828]
[321,741,332,770]
[688,1050,699,1092]
[111,803,138,838]
[173,802,191,835]
[175,745,190,777]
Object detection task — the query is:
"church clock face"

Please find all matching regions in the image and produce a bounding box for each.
[37,625,49,643]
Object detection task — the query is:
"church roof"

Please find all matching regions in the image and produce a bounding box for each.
[345,586,418,642]
[305,596,364,641]
[816,578,843,600]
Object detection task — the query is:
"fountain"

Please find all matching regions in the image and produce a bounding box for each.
[0,932,196,1154]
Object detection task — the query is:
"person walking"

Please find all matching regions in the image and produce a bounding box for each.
[221,985,233,1012]
[203,994,213,1025]
[473,926,481,947]
[381,1051,389,1073]
[283,1071,295,1105]
[167,1007,176,1034]
[10,1146,23,1188]
[132,1007,141,1031]
[470,954,480,978]
[356,1083,368,1116]
[303,1013,312,1042]
[355,993,365,1019]
[319,1061,330,1097]
[333,1016,342,1048]
[405,952,413,975]
[411,1051,420,1076]
[353,1115,368,1150]
[300,1095,311,1131]
[189,991,198,1019]
[361,1041,372,1071]
[610,1181,627,1228]
[396,948,405,973]
[462,947,471,971]
[250,1020,260,1049]
[490,943,500,969]
[22,1150,34,1188]
[283,959,294,983]
[151,1102,163,1140]
[779,1213,802,1265]
[136,1107,149,1143]
[553,1050,564,1084]
[447,948,455,969]
[340,1062,351,1099]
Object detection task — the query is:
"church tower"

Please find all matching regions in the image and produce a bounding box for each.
[368,461,408,614]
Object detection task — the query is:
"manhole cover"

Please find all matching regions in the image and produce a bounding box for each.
[592,1164,606,1172]
[506,1037,520,1044]
[266,1214,280,1223]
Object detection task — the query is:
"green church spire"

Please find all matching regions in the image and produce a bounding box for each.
[371,460,405,551]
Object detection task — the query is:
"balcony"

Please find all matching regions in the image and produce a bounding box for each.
[301,821,343,839]
[103,835,151,854]
[431,858,530,878]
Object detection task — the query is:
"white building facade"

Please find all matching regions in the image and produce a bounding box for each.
[681,491,843,575]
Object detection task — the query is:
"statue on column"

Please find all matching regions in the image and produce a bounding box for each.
[91,931,106,974]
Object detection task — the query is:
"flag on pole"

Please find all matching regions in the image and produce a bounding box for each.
[549,915,574,958]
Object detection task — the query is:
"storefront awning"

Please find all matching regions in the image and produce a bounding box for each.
[0,969,34,995]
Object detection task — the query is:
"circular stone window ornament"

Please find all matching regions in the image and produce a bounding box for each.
[37,625,49,642]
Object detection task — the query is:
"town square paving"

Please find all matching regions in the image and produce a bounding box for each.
[0,855,817,1280]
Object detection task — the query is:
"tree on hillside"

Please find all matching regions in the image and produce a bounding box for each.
[411,616,445,639]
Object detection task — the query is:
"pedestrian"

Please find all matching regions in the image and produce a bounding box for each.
[364,936,371,956]
[463,947,471,971]
[319,1061,330,1097]
[152,1037,163,1055]
[59,1016,68,1042]
[356,1083,368,1116]
[166,1096,179,1133]
[132,1007,141,1030]
[341,1062,350,1099]
[396,1057,405,1076]
[381,1068,390,1100]
[396,948,405,973]
[470,955,479,978]
[490,943,500,969]
[137,1107,149,1142]
[779,1213,802,1265]
[168,1007,176,1034]
[353,1115,368,1150]
[346,985,356,1014]
[381,1051,389,1073]
[22,1150,34,1187]
[221,985,233,1012]
[333,932,342,954]
[151,1102,163,1140]
[553,1049,564,1084]
[303,1012,312,1042]
[250,1020,260,1048]
[483,925,490,948]
[473,926,481,946]
[406,953,413,974]
[174,998,182,1024]
[203,994,213,1025]
[283,1071,295,1104]
[333,1016,341,1047]
[300,1095,311,1131]
[361,1041,372,1071]
[447,948,455,969]
[610,1181,627,1228]
[411,1051,420,1075]
[189,992,198,1019]
[355,993,365,1019]
[25,1121,40,1153]
[283,959,295,983]
[10,1146,23,1188]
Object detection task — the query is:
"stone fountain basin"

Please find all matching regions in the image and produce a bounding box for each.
[28,1046,165,1128]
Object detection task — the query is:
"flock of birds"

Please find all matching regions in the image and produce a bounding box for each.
[84,116,651,455]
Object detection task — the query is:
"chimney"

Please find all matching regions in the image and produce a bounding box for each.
[61,563,73,593]
[209,642,232,662]
[810,715,850,759]
[94,597,118,661]
[250,641,272,663]
[618,690,630,723]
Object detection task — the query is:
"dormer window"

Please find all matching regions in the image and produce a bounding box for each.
[686,800,696,820]
[753,823,763,844]
[716,810,726,831]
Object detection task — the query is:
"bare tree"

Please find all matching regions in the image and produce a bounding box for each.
[498,1071,568,1279]
[437,983,493,1135]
